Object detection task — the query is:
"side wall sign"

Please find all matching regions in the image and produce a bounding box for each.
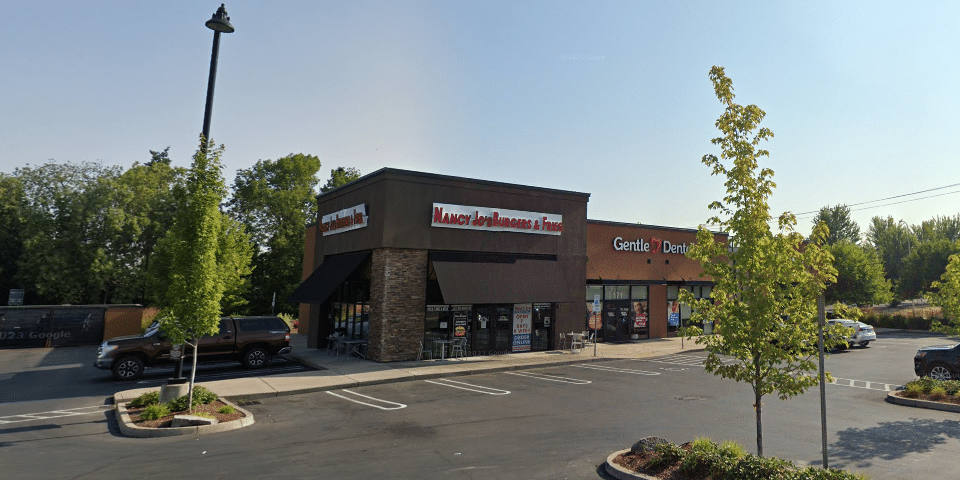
[431,203,562,235]
[320,204,368,236]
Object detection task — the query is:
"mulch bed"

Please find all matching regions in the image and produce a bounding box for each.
[613,443,714,480]
[125,400,245,428]
[894,391,960,405]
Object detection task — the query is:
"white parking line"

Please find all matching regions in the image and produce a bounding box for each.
[0,405,113,424]
[506,371,592,385]
[572,364,660,376]
[828,377,902,392]
[325,389,407,410]
[424,379,510,395]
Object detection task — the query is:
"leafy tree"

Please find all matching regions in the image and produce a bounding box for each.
[321,166,361,193]
[0,174,25,301]
[929,254,960,336]
[865,216,915,290]
[14,161,123,304]
[679,66,838,458]
[812,205,860,245]
[912,215,960,243]
[826,240,892,306]
[898,239,960,300]
[156,140,230,410]
[228,153,321,315]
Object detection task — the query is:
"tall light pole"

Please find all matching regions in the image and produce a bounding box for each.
[170,4,235,386]
[201,3,235,148]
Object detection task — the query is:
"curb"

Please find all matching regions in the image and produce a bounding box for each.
[604,449,657,480]
[885,391,960,413]
[114,395,255,438]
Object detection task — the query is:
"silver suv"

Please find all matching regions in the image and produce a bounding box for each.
[827,319,877,348]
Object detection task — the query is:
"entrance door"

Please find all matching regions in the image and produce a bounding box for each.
[472,305,512,355]
[603,301,631,342]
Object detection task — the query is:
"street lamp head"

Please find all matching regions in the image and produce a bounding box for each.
[205,4,235,33]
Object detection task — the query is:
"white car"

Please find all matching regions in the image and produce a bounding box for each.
[827,319,877,348]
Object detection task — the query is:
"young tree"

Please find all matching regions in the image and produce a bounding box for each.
[826,240,892,306]
[156,140,229,410]
[929,254,960,337]
[812,205,860,245]
[228,153,321,315]
[679,66,838,457]
[0,174,25,299]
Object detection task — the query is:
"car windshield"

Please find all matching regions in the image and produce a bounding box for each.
[143,322,160,337]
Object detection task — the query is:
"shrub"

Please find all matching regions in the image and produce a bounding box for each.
[167,386,219,412]
[901,383,925,398]
[218,405,236,415]
[128,391,160,408]
[139,404,170,421]
[648,442,684,469]
[929,386,949,400]
[723,454,793,480]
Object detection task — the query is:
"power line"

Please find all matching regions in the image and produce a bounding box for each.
[795,188,960,220]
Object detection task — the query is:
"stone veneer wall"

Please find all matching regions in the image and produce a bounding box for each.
[367,248,428,362]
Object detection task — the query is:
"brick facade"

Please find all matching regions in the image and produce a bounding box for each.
[367,248,428,362]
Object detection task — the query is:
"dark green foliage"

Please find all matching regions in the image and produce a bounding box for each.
[320,166,361,193]
[826,241,892,306]
[128,391,161,408]
[904,377,960,396]
[166,385,218,412]
[648,442,684,468]
[813,205,861,245]
[140,403,171,420]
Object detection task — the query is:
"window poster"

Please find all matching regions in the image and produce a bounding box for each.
[454,311,468,338]
[512,303,532,352]
[586,302,602,330]
[667,300,680,326]
[633,301,647,328]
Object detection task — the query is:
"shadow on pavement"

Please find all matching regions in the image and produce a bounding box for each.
[824,418,960,469]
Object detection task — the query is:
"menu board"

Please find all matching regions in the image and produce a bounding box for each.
[512,303,532,352]
[454,311,468,338]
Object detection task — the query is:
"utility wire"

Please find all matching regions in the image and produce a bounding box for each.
[793,183,960,219]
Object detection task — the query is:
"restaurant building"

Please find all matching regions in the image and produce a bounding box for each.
[290,168,589,362]
[292,168,722,362]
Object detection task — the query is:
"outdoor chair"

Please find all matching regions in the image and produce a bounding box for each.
[450,338,467,360]
[417,340,433,361]
[557,330,568,351]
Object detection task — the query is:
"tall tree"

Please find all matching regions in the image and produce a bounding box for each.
[912,215,960,244]
[898,239,960,300]
[865,216,915,291]
[14,161,122,304]
[929,254,960,337]
[228,153,321,315]
[321,166,361,193]
[812,204,860,245]
[0,174,25,302]
[156,140,230,410]
[825,240,892,306]
[679,66,838,457]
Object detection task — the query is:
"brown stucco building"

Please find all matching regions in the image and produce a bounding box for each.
[292,168,724,362]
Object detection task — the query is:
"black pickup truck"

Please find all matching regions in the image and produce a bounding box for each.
[95,316,291,380]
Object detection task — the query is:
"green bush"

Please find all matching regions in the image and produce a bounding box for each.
[166,386,219,412]
[140,403,170,420]
[648,442,685,469]
[929,386,948,400]
[128,391,160,408]
[218,405,236,415]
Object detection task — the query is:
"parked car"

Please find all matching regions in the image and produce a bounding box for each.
[826,319,877,348]
[95,316,291,380]
[914,343,960,380]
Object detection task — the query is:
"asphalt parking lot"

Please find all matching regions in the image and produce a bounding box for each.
[0,331,957,480]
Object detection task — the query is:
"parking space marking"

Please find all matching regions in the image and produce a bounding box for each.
[572,364,660,376]
[828,377,902,392]
[424,379,510,395]
[325,389,407,410]
[506,371,592,385]
[0,405,112,424]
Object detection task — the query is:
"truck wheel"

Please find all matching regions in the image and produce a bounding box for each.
[112,356,144,381]
[242,346,268,368]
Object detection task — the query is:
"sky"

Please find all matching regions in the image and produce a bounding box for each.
[2,1,959,234]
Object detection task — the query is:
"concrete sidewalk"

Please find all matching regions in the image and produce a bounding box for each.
[115,333,705,403]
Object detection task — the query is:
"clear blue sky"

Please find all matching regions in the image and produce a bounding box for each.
[2,1,958,234]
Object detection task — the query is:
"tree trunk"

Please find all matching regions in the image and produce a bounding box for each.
[188,341,199,411]
[755,391,763,457]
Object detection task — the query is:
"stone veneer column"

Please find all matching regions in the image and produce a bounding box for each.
[367,248,428,362]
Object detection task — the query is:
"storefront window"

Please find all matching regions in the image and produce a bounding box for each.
[532,304,552,352]
[631,286,649,339]
[330,281,369,340]
[586,285,603,301]
[666,285,680,333]
[604,285,629,300]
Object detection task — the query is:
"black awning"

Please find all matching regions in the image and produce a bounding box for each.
[287,251,370,304]
[431,258,566,304]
